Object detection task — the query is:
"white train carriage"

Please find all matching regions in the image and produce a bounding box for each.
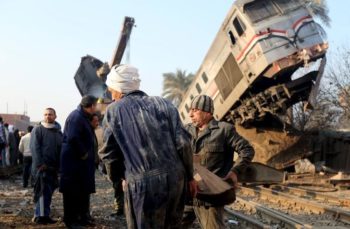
[178,0,328,124]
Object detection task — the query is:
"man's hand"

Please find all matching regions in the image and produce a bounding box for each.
[188,179,198,198]
[38,164,47,171]
[122,179,127,192]
[223,171,238,189]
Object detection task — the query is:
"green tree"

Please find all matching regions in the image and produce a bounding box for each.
[162,69,194,107]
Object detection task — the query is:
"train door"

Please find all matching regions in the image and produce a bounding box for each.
[214,10,249,101]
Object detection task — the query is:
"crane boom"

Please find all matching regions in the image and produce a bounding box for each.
[109,16,135,67]
[74,16,135,100]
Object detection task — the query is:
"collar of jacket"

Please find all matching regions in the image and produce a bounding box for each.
[206,119,219,130]
[197,119,219,138]
[122,90,148,98]
[111,90,148,102]
[77,105,92,120]
[188,118,219,139]
[39,121,61,131]
[188,119,219,153]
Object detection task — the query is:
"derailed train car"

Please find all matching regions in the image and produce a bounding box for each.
[178,0,328,125]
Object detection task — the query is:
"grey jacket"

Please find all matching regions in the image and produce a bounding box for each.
[185,119,254,178]
[0,123,7,145]
[30,122,63,174]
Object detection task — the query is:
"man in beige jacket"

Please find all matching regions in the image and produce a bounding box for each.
[19,125,34,188]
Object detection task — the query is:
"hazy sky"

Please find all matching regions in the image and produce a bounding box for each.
[1,0,349,126]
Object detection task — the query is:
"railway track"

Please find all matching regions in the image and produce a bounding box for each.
[225,197,313,229]
[269,184,350,208]
[224,185,350,228]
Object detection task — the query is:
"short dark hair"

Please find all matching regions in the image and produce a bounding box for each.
[45,107,56,115]
[90,113,99,121]
[80,95,98,108]
[27,125,34,133]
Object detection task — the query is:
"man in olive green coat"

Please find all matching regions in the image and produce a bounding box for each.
[183,95,254,229]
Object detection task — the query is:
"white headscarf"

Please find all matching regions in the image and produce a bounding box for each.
[106,64,141,93]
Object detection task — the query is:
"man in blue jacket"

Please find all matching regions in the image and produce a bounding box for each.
[30,108,63,224]
[59,95,98,228]
[100,64,197,228]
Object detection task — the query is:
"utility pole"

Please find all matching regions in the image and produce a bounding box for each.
[23,101,27,116]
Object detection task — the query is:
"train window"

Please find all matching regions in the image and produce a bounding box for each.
[181,112,185,120]
[196,83,202,93]
[185,104,190,113]
[228,31,236,45]
[202,72,208,83]
[233,17,246,36]
[214,54,244,100]
[274,0,301,13]
[244,0,278,23]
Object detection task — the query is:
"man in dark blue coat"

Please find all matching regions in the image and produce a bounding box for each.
[59,95,98,228]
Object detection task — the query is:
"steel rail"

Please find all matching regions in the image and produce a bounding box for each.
[224,206,270,229]
[238,186,350,225]
[230,197,313,229]
[270,184,350,207]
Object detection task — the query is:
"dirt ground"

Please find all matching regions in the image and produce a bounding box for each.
[0,171,203,229]
[0,172,127,229]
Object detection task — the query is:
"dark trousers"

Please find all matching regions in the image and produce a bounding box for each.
[18,153,23,164]
[113,180,124,212]
[63,192,90,225]
[9,150,18,166]
[22,156,33,187]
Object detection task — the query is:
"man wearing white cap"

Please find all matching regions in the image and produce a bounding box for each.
[100,64,197,228]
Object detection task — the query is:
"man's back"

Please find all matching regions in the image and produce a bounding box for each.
[102,65,196,228]
[19,133,31,156]
[104,91,184,177]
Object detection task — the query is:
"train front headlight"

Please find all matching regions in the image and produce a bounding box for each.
[321,42,329,50]
[312,44,322,53]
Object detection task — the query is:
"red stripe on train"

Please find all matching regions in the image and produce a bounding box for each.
[235,16,313,63]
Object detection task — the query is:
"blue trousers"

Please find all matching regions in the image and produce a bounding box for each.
[125,170,185,229]
[34,173,57,217]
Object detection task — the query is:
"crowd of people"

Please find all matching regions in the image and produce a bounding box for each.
[0,117,24,168]
[0,64,254,229]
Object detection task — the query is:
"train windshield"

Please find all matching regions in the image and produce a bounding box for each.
[244,0,279,23]
[244,0,302,23]
[274,0,302,13]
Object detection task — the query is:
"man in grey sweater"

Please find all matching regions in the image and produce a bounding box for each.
[30,108,63,225]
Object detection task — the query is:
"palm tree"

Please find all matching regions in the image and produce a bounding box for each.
[162,69,194,107]
[304,0,331,27]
